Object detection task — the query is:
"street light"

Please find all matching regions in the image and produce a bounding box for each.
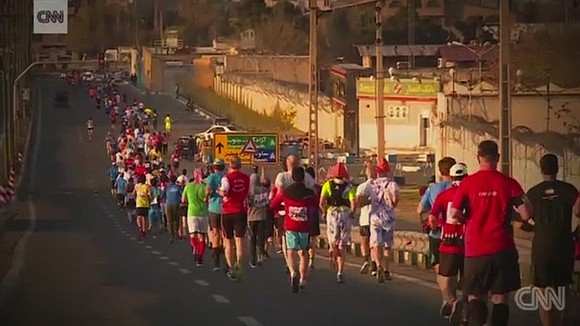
[449,41,498,85]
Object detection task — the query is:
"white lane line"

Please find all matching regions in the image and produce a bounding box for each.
[151,251,161,255]
[130,237,137,241]
[159,256,169,260]
[0,87,43,307]
[195,280,209,287]
[237,316,262,326]
[315,255,439,290]
[145,245,153,249]
[211,295,230,304]
[168,262,179,266]
[178,268,191,274]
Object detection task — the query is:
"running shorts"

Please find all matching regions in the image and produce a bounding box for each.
[532,245,574,288]
[187,216,209,234]
[135,207,149,217]
[438,252,464,277]
[370,227,394,249]
[165,204,179,224]
[116,193,125,204]
[429,236,442,266]
[208,212,222,230]
[221,212,247,240]
[286,231,310,251]
[359,225,371,237]
[110,180,116,189]
[148,205,161,224]
[464,248,521,295]
[326,207,351,248]
[126,199,136,209]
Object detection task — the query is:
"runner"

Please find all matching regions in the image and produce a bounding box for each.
[526,154,579,326]
[270,167,317,293]
[107,163,119,198]
[449,140,532,326]
[417,156,456,310]
[182,168,210,266]
[319,161,356,283]
[365,158,399,282]
[428,163,469,325]
[148,178,163,238]
[87,117,94,140]
[247,171,270,268]
[115,172,128,208]
[164,175,182,243]
[125,177,136,224]
[164,114,173,135]
[134,174,152,241]
[219,156,250,280]
[304,166,321,271]
[356,162,377,275]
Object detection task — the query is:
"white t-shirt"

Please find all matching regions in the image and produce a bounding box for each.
[274,170,315,191]
[356,179,373,227]
[176,175,188,184]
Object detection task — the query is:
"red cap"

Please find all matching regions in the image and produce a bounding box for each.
[376,158,391,174]
[327,162,350,180]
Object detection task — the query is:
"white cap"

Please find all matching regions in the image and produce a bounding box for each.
[450,163,468,177]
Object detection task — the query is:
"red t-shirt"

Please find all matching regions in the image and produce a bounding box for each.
[270,183,317,233]
[135,165,146,177]
[221,170,250,215]
[451,169,525,257]
[430,186,464,255]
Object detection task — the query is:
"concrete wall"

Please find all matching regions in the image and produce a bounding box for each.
[436,94,580,190]
[224,55,310,85]
[213,75,343,141]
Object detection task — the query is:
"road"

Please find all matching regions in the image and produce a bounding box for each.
[0,78,539,325]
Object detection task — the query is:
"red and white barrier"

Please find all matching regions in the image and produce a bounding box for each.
[0,186,8,206]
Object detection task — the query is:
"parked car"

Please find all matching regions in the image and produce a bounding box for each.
[195,124,244,139]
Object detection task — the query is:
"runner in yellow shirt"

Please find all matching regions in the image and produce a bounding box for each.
[164,114,173,136]
[134,174,152,241]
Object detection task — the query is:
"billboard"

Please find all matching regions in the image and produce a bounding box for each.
[33,0,68,34]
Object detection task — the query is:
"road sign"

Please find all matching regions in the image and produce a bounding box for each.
[213,133,279,165]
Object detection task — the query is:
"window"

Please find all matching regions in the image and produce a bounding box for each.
[209,127,225,133]
[227,126,238,131]
[387,105,409,120]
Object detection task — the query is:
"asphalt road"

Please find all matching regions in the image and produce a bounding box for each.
[0,79,540,326]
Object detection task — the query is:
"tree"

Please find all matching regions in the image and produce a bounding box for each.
[257,1,308,54]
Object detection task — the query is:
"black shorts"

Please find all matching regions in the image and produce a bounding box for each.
[464,248,521,295]
[208,212,222,230]
[360,225,370,237]
[126,199,136,209]
[309,212,320,237]
[429,237,442,266]
[116,193,125,203]
[532,246,574,288]
[265,211,274,239]
[221,212,247,240]
[179,206,188,217]
[110,180,116,189]
[439,252,464,277]
[135,207,149,217]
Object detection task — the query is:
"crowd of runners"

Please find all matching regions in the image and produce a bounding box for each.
[82,78,580,326]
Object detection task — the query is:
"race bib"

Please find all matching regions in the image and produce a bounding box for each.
[252,192,269,207]
[288,206,307,222]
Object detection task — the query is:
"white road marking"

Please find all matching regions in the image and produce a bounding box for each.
[145,245,153,249]
[168,262,179,266]
[237,316,262,326]
[178,268,191,274]
[130,237,137,241]
[315,255,439,290]
[195,280,209,287]
[0,87,43,306]
[211,295,230,303]
[151,251,161,255]
[159,256,169,260]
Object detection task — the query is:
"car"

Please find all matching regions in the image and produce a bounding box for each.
[54,91,69,107]
[195,124,244,139]
[110,78,127,86]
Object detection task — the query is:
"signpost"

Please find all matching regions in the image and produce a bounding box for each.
[213,133,279,165]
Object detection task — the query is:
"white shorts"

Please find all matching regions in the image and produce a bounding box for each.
[326,208,352,248]
[187,216,208,234]
[370,227,394,249]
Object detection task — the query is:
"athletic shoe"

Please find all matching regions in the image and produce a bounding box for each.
[226,269,236,281]
[440,302,452,319]
[299,280,306,293]
[360,261,370,274]
[377,269,385,283]
[336,274,345,284]
[249,261,258,269]
[291,275,299,293]
[450,300,464,325]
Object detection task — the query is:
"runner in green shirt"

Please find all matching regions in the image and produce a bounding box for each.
[182,168,210,266]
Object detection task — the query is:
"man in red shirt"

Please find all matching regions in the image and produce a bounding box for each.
[271,167,317,293]
[450,140,532,326]
[219,156,250,281]
[429,163,468,324]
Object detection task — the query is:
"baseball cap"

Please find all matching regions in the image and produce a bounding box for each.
[449,163,468,177]
[213,158,225,166]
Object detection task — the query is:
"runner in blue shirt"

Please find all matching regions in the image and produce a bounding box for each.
[204,158,225,271]
[163,175,183,243]
[107,163,119,197]
[115,173,127,207]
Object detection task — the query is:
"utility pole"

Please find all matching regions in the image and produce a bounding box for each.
[375,1,385,160]
[545,69,552,132]
[499,0,511,176]
[407,0,415,68]
[308,0,319,172]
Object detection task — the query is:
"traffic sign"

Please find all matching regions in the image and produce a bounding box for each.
[213,133,279,165]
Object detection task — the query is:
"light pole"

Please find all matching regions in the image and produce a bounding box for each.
[499,0,511,176]
[308,0,319,172]
[375,1,385,160]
